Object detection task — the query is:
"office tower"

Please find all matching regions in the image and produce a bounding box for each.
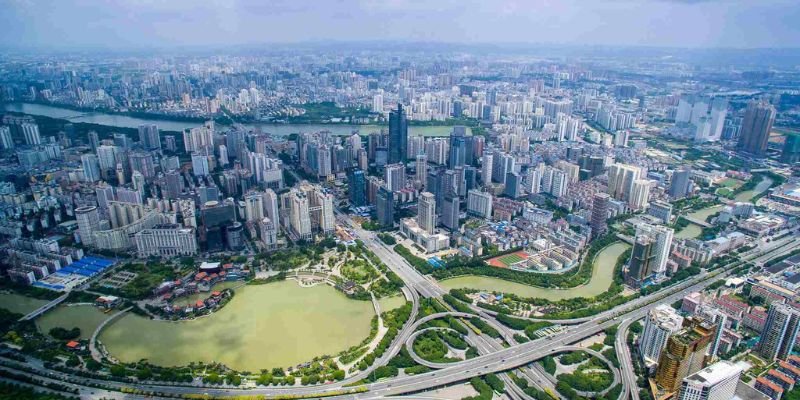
[418,192,436,234]
[75,205,100,247]
[655,318,716,393]
[676,361,742,400]
[198,186,219,204]
[349,169,367,207]
[591,193,610,238]
[81,153,101,182]
[0,126,13,149]
[481,153,494,185]
[448,127,472,168]
[131,172,145,198]
[467,189,493,219]
[758,303,800,362]
[607,163,641,201]
[504,172,522,198]
[636,223,674,277]
[781,134,800,164]
[95,184,115,212]
[385,163,406,192]
[96,145,118,179]
[21,122,41,145]
[630,179,651,210]
[376,187,394,228]
[388,104,408,164]
[87,131,99,151]
[192,153,210,176]
[578,155,605,180]
[640,305,685,369]
[626,235,656,287]
[737,101,776,157]
[492,152,515,184]
[416,155,428,188]
[263,189,279,226]
[280,189,312,241]
[441,194,460,231]
[113,133,132,149]
[670,168,692,199]
[138,124,161,150]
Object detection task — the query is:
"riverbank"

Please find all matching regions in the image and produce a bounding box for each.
[439,242,631,301]
[2,102,467,137]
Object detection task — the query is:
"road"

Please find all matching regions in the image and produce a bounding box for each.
[2,226,796,399]
[616,317,641,400]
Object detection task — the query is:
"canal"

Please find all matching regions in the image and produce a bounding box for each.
[439,242,631,301]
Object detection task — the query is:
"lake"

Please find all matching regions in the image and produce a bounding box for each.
[0,292,48,315]
[97,280,375,371]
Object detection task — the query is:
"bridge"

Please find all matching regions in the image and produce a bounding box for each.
[682,216,712,228]
[18,293,69,321]
[89,307,132,363]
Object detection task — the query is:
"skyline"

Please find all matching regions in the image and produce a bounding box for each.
[2,0,800,50]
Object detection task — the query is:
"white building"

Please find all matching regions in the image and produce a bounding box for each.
[418,192,436,234]
[676,361,742,400]
[640,304,684,370]
[134,224,197,258]
[467,189,493,219]
[636,223,674,277]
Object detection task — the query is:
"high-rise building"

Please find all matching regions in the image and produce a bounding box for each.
[758,302,800,362]
[376,187,394,228]
[75,206,100,247]
[635,223,674,277]
[418,192,436,234]
[481,153,494,185]
[138,124,161,150]
[640,305,684,369]
[737,101,776,157]
[626,235,656,287]
[81,153,101,182]
[607,163,641,201]
[263,189,280,227]
[504,172,522,198]
[467,189,493,219]
[388,104,408,164]
[135,224,197,258]
[676,361,742,400]
[259,217,278,250]
[244,192,265,222]
[655,318,717,393]
[591,192,610,238]
[349,169,367,207]
[21,122,41,145]
[670,168,693,199]
[87,131,99,151]
[415,155,428,188]
[192,153,210,176]
[441,194,460,231]
[781,134,800,164]
[448,127,473,168]
[129,151,156,179]
[385,163,406,192]
[630,179,652,211]
[0,126,13,149]
[163,170,183,200]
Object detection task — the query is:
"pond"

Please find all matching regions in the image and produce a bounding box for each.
[439,242,631,301]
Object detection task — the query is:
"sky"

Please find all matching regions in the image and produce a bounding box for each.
[2,0,799,49]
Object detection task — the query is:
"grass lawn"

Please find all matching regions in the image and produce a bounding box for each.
[719,178,743,188]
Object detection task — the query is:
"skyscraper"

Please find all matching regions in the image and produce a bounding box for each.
[669,168,693,199]
[388,104,408,164]
[418,192,436,234]
[607,163,641,201]
[737,101,776,157]
[635,223,675,278]
[385,163,406,192]
[448,126,472,168]
[640,305,684,369]
[481,153,494,185]
[376,187,394,228]
[441,194,460,231]
[21,122,41,145]
[467,189,493,219]
[591,192,610,238]
[349,169,367,207]
[676,361,742,400]
[655,318,716,393]
[626,235,656,287]
[758,302,800,362]
[415,155,428,188]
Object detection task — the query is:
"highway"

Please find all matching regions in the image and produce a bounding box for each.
[1,223,796,399]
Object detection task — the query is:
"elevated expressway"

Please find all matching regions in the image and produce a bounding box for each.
[2,222,796,399]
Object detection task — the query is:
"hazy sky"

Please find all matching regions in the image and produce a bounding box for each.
[2,0,799,49]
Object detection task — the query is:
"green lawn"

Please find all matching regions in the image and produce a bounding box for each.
[498,254,525,266]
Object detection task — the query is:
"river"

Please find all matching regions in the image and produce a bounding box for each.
[2,103,460,137]
[734,177,774,202]
[439,242,631,301]
[96,280,374,371]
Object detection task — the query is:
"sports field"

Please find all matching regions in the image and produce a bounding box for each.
[487,251,529,268]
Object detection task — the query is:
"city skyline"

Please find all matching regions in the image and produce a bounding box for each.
[2,0,800,49]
